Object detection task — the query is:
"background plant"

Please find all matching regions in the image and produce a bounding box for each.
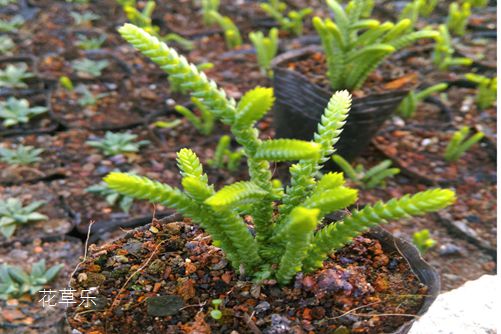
[76,34,107,50]
[260,0,312,36]
[201,0,220,25]
[412,229,437,254]
[86,182,134,213]
[174,97,214,135]
[397,83,448,118]
[0,145,44,165]
[0,35,15,55]
[71,58,109,78]
[104,24,455,285]
[0,63,34,89]
[86,131,150,156]
[209,11,242,49]
[0,260,64,300]
[444,126,484,162]
[75,84,109,106]
[0,198,47,239]
[0,15,25,33]
[332,154,400,189]
[447,1,471,36]
[313,0,438,91]
[249,28,279,76]
[465,73,497,109]
[432,24,472,70]
[208,135,244,172]
[70,11,100,26]
[0,97,48,128]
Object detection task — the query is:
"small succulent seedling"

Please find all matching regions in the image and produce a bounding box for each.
[174,97,215,135]
[210,299,223,320]
[465,73,497,109]
[260,0,312,36]
[70,11,100,26]
[75,84,108,106]
[153,119,182,129]
[59,76,74,91]
[208,135,244,172]
[444,126,484,162]
[399,0,422,30]
[419,0,439,17]
[0,145,44,165]
[86,131,150,156]
[433,25,472,70]
[76,34,106,50]
[332,154,400,189]
[0,0,17,6]
[0,15,25,32]
[0,35,15,55]
[0,97,48,128]
[397,83,448,118]
[0,198,47,239]
[467,0,488,7]
[0,260,64,300]
[86,182,134,213]
[119,0,194,50]
[249,28,279,76]
[447,2,471,36]
[209,11,242,49]
[201,0,220,25]
[71,59,109,78]
[313,0,438,91]
[412,229,436,254]
[104,24,455,285]
[0,63,34,89]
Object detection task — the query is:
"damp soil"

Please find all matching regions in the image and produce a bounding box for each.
[68,220,427,334]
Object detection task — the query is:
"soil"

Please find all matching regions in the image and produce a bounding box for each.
[68,220,428,334]
[372,126,496,184]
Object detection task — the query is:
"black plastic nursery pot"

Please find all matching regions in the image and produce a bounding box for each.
[66,214,440,334]
[272,47,410,162]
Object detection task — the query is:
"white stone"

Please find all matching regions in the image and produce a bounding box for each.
[409,275,498,334]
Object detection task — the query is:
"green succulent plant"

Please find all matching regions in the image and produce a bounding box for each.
[0,63,35,89]
[201,0,220,25]
[444,126,484,162]
[208,135,244,172]
[260,0,312,36]
[332,155,400,189]
[313,0,438,91]
[76,34,106,50]
[70,11,100,25]
[419,0,439,17]
[209,11,242,49]
[75,84,109,106]
[397,83,448,118]
[249,28,279,76]
[0,35,15,55]
[174,97,215,135]
[103,24,456,285]
[0,260,64,300]
[433,25,472,70]
[0,198,47,239]
[412,229,436,254]
[0,145,44,165]
[86,131,150,156]
[86,182,134,213]
[71,58,109,78]
[465,73,497,110]
[399,0,422,30]
[447,1,471,36]
[118,0,194,50]
[0,97,48,128]
[59,76,74,91]
[0,15,25,32]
